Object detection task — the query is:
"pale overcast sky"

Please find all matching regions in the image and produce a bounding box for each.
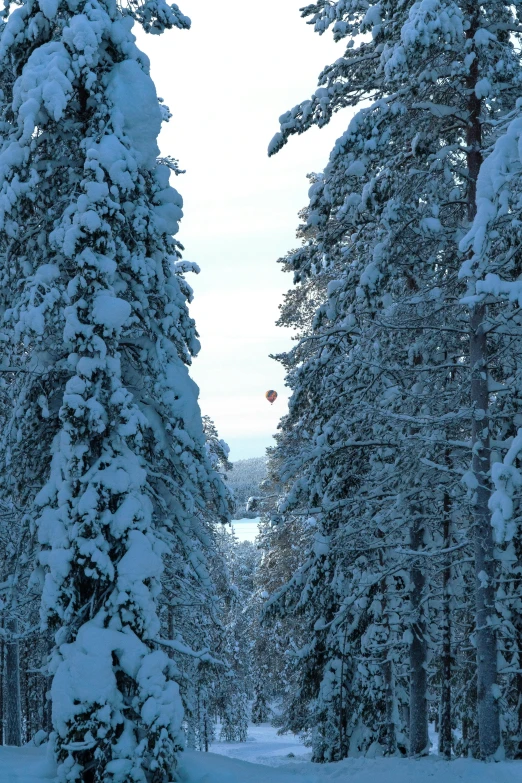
[138,2,350,460]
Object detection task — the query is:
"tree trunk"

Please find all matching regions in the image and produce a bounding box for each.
[401,702,410,737]
[439,491,452,759]
[42,632,53,735]
[515,539,522,759]
[409,517,429,756]
[203,700,209,753]
[5,617,22,746]
[469,305,500,761]
[465,7,500,758]
[516,652,522,759]
[24,645,31,743]
[0,638,4,745]
[383,658,397,755]
[186,713,196,750]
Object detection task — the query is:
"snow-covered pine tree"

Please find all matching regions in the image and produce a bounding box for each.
[269,0,522,760]
[5,616,22,746]
[202,415,233,477]
[264,91,480,755]
[260,231,414,760]
[0,0,228,779]
[459,108,522,759]
[265,244,468,759]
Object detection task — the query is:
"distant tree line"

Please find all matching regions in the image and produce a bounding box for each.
[225,458,268,519]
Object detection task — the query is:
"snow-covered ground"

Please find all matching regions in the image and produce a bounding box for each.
[1,724,521,783]
[178,749,522,783]
[209,721,310,765]
[0,744,55,783]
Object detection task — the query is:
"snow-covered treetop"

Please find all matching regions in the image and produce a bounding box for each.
[0,0,190,35]
[269,1,522,156]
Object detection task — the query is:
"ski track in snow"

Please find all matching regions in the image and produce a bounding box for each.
[1,725,521,783]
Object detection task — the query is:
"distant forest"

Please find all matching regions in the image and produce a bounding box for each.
[226,458,267,519]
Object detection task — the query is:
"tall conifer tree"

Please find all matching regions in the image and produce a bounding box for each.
[268,0,522,760]
[0,0,228,779]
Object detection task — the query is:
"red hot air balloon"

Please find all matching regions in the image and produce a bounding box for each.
[265,390,278,405]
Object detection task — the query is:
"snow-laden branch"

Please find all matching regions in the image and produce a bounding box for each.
[394,542,468,557]
[154,637,225,666]
[489,428,522,544]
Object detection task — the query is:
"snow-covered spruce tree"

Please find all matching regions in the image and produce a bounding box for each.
[269,0,522,760]
[0,0,229,779]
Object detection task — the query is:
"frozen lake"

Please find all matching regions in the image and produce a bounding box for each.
[231,517,261,542]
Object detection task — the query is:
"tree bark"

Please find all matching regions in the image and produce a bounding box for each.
[5,617,22,746]
[469,208,501,762]
[516,634,522,759]
[0,638,4,745]
[42,632,53,735]
[383,658,397,755]
[24,644,31,743]
[439,491,452,759]
[203,697,209,753]
[409,517,429,756]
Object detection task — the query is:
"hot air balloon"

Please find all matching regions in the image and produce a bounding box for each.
[265,390,278,405]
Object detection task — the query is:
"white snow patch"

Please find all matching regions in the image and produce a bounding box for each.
[209,722,308,766]
[1,735,521,783]
[0,744,56,782]
[178,748,522,783]
[230,517,261,542]
[92,293,131,332]
[106,59,162,169]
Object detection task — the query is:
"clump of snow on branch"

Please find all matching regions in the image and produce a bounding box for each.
[489,430,522,544]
